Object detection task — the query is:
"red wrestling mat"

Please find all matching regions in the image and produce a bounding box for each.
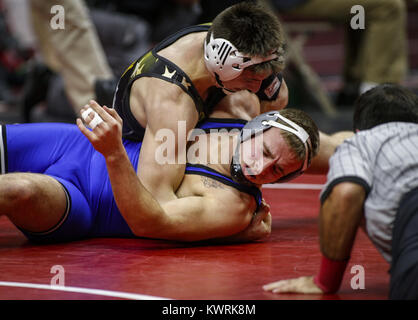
[0,175,389,300]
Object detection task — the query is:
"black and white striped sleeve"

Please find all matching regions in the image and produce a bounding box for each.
[320,138,372,204]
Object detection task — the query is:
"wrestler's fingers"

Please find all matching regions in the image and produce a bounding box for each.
[80,106,92,124]
[81,106,104,130]
[88,99,103,112]
[87,101,122,130]
[263,211,272,225]
[76,118,96,141]
[80,103,92,115]
[261,198,269,206]
[88,100,114,123]
[103,105,122,123]
[253,200,270,224]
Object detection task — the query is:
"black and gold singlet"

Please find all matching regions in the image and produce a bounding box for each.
[113,24,227,141]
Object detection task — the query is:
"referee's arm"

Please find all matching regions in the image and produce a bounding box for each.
[314,181,367,293]
[262,181,367,295]
[320,182,367,260]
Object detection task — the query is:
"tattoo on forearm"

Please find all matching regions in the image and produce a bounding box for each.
[200,176,226,189]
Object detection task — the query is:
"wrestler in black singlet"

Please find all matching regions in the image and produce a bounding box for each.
[113,24,282,142]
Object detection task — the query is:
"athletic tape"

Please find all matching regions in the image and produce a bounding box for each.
[81,107,104,129]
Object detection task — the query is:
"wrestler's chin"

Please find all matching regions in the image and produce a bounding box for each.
[242,167,263,186]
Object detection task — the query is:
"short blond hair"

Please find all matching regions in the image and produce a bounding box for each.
[277,109,320,161]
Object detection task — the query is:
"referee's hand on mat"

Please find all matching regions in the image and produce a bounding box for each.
[263,275,323,294]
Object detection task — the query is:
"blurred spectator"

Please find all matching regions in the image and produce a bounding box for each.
[0,0,33,107]
[28,0,114,118]
[87,0,201,44]
[43,4,153,122]
[193,0,408,107]
[268,0,408,106]
[17,0,200,122]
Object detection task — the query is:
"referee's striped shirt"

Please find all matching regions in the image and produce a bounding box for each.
[320,122,418,263]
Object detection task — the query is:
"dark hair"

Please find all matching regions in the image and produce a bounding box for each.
[278,108,320,162]
[208,2,286,73]
[353,84,418,131]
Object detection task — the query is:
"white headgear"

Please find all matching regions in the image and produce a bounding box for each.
[204,33,278,82]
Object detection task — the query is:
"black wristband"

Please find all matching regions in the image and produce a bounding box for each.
[256,73,283,101]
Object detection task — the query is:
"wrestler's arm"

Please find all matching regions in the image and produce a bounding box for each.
[215,75,288,118]
[319,182,366,259]
[208,199,271,243]
[263,182,365,294]
[210,76,288,121]
[134,84,198,203]
[109,154,253,241]
[305,131,355,175]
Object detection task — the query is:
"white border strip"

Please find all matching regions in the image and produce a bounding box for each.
[0,281,171,300]
[263,183,324,190]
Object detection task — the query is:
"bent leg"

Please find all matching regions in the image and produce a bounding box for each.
[0,173,67,233]
[1,172,94,243]
[30,0,114,112]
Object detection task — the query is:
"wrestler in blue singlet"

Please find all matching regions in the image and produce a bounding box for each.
[1,123,140,242]
[0,118,261,243]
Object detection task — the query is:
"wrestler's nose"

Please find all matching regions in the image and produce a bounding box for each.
[246,157,266,176]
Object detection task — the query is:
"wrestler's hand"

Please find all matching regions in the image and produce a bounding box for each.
[76,100,124,160]
[231,199,272,242]
[263,276,323,294]
[248,199,272,240]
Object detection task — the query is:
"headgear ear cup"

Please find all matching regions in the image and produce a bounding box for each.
[204,33,278,82]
